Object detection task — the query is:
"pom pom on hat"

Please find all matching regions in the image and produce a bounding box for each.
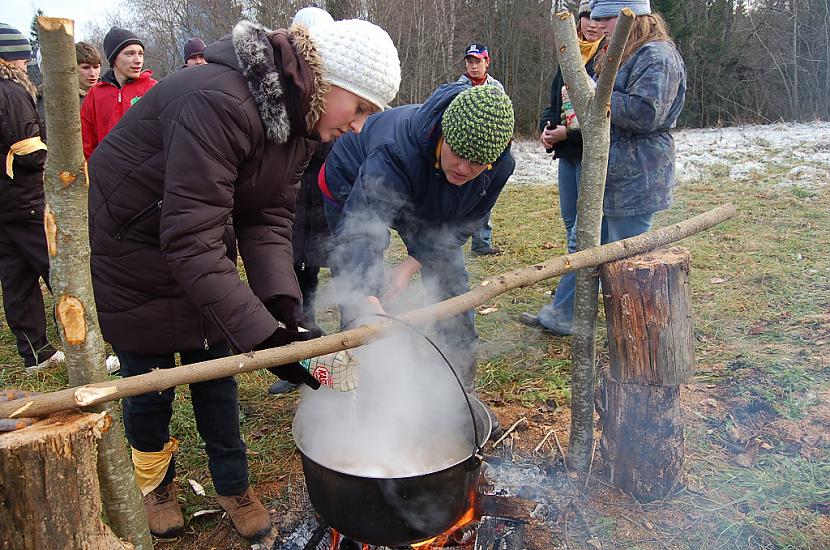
[292,7,334,29]
[442,85,514,165]
[589,0,651,19]
[308,19,400,111]
[0,23,32,62]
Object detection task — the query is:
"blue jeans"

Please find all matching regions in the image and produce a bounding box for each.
[558,158,581,255]
[537,212,654,332]
[470,210,494,251]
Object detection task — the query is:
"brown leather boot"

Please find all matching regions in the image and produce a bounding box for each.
[143,483,185,537]
[216,486,271,539]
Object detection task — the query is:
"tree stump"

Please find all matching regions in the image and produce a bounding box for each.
[598,246,694,501]
[0,412,130,549]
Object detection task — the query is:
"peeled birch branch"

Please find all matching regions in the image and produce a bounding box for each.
[0,204,735,419]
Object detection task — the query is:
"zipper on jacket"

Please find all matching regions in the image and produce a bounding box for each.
[201,316,209,350]
[115,200,162,240]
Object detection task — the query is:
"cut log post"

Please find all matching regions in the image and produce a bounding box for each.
[0,412,131,549]
[598,246,694,501]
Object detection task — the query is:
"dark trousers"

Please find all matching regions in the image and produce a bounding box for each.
[116,343,248,496]
[0,219,55,367]
[294,262,320,324]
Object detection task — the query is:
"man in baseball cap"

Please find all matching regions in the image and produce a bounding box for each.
[457,43,505,256]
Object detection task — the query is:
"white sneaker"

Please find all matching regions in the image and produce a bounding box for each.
[25,350,66,373]
[105,354,121,374]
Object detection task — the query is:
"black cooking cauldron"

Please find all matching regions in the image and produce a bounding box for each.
[293,394,491,547]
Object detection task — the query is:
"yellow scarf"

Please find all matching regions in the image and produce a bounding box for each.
[5,137,47,179]
[579,37,603,64]
[132,437,179,495]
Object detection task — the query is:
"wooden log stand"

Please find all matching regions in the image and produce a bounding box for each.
[598,246,694,501]
[0,412,130,549]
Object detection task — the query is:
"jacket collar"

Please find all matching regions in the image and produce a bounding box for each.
[99,68,153,89]
[0,59,37,102]
[230,20,325,144]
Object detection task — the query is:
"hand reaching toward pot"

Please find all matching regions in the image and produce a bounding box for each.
[381,256,422,303]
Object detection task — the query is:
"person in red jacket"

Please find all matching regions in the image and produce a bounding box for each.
[81,27,156,159]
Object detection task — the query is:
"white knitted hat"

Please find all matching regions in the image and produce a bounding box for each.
[292,7,334,29]
[308,19,401,110]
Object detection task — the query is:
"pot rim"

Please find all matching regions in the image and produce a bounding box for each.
[292,393,492,479]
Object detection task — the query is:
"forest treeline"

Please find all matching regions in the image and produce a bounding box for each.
[67,0,830,134]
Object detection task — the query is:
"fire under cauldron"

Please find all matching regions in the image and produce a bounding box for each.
[292,394,491,548]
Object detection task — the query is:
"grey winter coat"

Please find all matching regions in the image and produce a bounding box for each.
[604,40,686,216]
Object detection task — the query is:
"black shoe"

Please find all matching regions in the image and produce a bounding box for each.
[517,312,541,328]
[540,318,573,337]
[268,380,299,395]
[472,246,502,256]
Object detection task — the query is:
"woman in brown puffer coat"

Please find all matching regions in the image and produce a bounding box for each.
[87,19,400,540]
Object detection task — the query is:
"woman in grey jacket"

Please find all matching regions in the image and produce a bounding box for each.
[523,0,686,335]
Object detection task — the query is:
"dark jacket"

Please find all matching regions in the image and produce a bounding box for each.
[88,22,325,354]
[293,141,332,268]
[323,82,515,295]
[604,40,686,216]
[0,61,46,223]
[538,42,602,160]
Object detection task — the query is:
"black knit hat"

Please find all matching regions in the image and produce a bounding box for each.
[103,27,143,65]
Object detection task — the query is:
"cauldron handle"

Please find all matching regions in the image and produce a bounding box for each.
[366,314,485,461]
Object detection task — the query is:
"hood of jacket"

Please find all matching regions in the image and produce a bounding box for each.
[0,60,37,103]
[206,20,326,144]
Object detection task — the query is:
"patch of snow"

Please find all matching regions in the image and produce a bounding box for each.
[509,121,830,188]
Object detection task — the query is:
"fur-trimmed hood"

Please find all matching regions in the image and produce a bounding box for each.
[0,60,37,103]
[205,20,326,144]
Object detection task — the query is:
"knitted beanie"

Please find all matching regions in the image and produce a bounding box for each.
[0,23,32,62]
[292,7,334,29]
[578,0,592,17]
[103,27,143,65]
[183,38,206,61]
[308,19,400,111]
[442,85,514,165]
[589,0,651,19]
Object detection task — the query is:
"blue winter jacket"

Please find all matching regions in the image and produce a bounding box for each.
[324,82,515,295]
[605,40,686,216]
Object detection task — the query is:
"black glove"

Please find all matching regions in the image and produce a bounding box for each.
[258,296,324,389]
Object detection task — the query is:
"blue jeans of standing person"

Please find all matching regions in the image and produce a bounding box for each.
[470,209,494,252]
[537,209,654,334]
[116,342,249,496]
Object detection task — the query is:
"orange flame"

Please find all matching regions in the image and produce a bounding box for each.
[410,505,477,549]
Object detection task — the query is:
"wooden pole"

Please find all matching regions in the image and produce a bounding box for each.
[553,8,636,472]
[598,246,694,501]
[37,17,152,549]
[0,412,131,549]
[0,204,735,420]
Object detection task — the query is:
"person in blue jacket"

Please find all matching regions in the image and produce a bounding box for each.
[320,83,514,424]
[521,0,686,335]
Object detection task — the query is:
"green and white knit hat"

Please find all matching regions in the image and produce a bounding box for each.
[442,85,514,165]
[0,23,32,62]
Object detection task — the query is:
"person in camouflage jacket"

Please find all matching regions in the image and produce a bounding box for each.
[522,1,686,336]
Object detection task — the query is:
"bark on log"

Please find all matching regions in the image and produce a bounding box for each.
[599,379,684,502]
[0,204,735,420]
[553,8,636,472]
[598,247,692,501]
[600,246,695,385]
[0,412,131,549]
[37,17,152,549]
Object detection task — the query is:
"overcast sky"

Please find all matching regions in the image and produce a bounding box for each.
[0,0,122,42]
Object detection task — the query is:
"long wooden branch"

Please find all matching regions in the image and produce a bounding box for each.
[0,204,735,419]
